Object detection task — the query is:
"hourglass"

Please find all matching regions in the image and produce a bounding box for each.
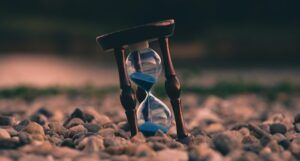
[96,19,188,139]
[126,42,172,136]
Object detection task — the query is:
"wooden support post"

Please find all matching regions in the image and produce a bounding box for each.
[114,48,138,136]
[158,38,188,139]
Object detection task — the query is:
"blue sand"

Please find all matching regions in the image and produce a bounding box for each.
[130,72,156,91]
[139,122,168,136]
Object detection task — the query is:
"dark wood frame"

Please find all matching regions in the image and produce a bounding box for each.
[96,19,188,139]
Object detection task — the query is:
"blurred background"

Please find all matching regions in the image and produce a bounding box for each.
[0,0,300,88]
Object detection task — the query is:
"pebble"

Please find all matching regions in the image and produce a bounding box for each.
[115,128,130,139]
[269,123,287,134]
[157,149,188,161]
[99,128,115,137]
[51,146,81,158]
[30,114,47,126]
[65,118,84,128]
[135,144,156,157]
[68,125,87,137]
[131,132,146,144]
[14,119,30,131]
[61,138,76,148]
[20,141,53,155]
[0,116,14,126]
[0,128,11,139]
[6,127,18,136]
[205,123,225,134]
[148,141,167,151]
[104,136,131,148]
[22,121,45,135]
[70,108,87,121]
[0,139,19,149]
[83,123,101,133]
[36,107,53,118]
[81,136,105,153]
[189,144,224,161]
[48,122,68,136]
[118,121,130,131]
[84,108,111,125]
[19,132,32,145]
[212,132,242,155]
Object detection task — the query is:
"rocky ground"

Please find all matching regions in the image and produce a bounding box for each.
[0,93,300,161]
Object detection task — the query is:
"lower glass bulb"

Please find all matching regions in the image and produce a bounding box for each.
[137,93,172,136]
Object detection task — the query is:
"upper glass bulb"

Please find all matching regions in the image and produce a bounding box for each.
[126,48,162,91]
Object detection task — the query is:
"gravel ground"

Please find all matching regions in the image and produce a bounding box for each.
[0,93,300,161]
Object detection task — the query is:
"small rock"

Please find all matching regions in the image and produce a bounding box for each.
[61,138,76,148]
[0,128,11,139]
[22,122,45,135]
[104,136,132,148]
[212,131,242,155]
[72,132,86,145]
[84,108,111,125]
[102,122,118,130]
[269,123,287,134]
[81,136,105,153]
[115,128,130,139]
[49,135,62,145]
[19,132,32,145]
[135,144,156,157]
[14,119,30,131]
[83,123,101,133]
[118,121,130,131]
[11,136,20,142]
[189,144,224,161]
[20,141,53,155]
[6,127,18,136]
[48,122,68,136]
[148,142,167,151]
[205,123,225,134]
[157,149,188,161]
[68,125,87,138]
[131,132,146,144]
[36,107,53,118]
[30,114,48,125]
[31,134,45,142]
[99,128,115,137]
[278,139,290,150]
[52,146,81,158]
[0,139,20,149]
[65,118,84,128]
[70,108,87,121]
[0,116,14,126]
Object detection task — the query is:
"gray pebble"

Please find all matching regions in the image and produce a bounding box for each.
[83,123,101,133]
[269,123,287,134]
[0,116,14,126]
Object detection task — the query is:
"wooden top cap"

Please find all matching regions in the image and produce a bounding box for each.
[96,19,175,51]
